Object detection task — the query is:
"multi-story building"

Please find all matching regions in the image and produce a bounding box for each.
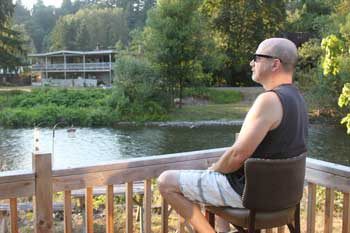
[29,50,115,87]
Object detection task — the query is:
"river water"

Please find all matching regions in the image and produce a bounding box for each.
[0,124,349,171]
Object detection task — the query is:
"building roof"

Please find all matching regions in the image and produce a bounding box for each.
[28,50,115,57]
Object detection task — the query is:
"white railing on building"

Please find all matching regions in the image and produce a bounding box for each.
[32,62,113,72]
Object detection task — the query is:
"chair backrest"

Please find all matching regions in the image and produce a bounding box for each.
[242,153,306,211]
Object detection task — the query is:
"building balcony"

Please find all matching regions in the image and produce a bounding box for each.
[31,62,113,72]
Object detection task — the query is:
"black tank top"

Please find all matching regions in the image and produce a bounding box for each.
[225,84,308,196]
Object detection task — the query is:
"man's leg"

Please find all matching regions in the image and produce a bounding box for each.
[158,170,216,233]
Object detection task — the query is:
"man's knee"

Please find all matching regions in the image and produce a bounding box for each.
[157,170,180,196]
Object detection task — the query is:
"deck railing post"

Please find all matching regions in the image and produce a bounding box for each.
[307,183,316,233]
[161,197,169,233]
[343,192,350,233]
[324,188,334,233]
[33,153,53,233]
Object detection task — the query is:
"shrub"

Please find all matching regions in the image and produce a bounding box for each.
[113,55,168,121]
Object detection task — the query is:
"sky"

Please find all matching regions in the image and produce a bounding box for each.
[16,0,63,10]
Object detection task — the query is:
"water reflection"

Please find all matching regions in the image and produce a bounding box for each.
[308,124,350,165]
[0,124,348,171]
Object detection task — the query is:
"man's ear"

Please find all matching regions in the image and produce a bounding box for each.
[271,59,280,72]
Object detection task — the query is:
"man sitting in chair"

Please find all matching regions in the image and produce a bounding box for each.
[157,38,308,233]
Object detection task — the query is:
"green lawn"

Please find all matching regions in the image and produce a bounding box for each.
[168,103,250,121]
[167,87,250,121]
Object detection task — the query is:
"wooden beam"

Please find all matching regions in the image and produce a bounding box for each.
[63,54,66,80]
[0,171,34,184]
[106,185,114,233]
[109,53,112,84]
[324,188,334,233]
[33,153,53,233]
[45,56,48,79]
[306,167,350,193]
[307,183,316,233]
[0,181,34,199]
[64,190,72,233]
[10,198,18,233]
[161,197,168,233]
[144,179,152,233]
[83,55,86,79]
[126,182,133,233]
[85,187,93,233]
[343,192,350,233]
[306,158,350,178]
[53,148,225,177]
[53,157,218,192]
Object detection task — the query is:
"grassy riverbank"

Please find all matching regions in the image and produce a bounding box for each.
[0,86,337,127]
[0,87,244,127]
[168,103,249,121]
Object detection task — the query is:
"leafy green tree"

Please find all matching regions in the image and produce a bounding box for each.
[321,35,343,76]
[50,7,128,50]
[70,0,156,30]
[338,84,350,133]
[144,0,206,106]
[200,0,286,86]
[113,55,167,120]
[75,22,90,51]
[286,0,336,36]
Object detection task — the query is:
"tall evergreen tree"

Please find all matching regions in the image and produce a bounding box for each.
[0,0,26,73]
[26,0,57,52]
[0,0,14,24]
[13,0,30,25]
[60,0,74,16]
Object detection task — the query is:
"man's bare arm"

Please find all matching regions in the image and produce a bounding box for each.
[209,91,283,173]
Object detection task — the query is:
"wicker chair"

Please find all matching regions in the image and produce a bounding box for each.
[206,153,306,233]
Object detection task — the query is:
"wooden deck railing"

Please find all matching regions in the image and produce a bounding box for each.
[0,148,349,233]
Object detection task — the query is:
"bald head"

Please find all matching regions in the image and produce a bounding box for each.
[256,38,298,73]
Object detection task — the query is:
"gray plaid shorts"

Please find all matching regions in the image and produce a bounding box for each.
[178,170,243,208]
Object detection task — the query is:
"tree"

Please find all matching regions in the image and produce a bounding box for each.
[0,0,14,24]
[26,0,57,52]
[50,7,128,50]
[75,22,90,51]
[201,0,286,86]
[72,0,156,30]
[60,0,74,16]
[13,0,30,25]
[144,0,206,106]
[286,0,337,37]
[0,0,26,73]
[113,55,167,120]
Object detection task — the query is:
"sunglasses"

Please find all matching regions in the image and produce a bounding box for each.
[252,54,283,63]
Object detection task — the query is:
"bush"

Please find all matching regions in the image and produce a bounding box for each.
[0,88,117,127]
[0,84,169,127]
[113,55,168,121]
